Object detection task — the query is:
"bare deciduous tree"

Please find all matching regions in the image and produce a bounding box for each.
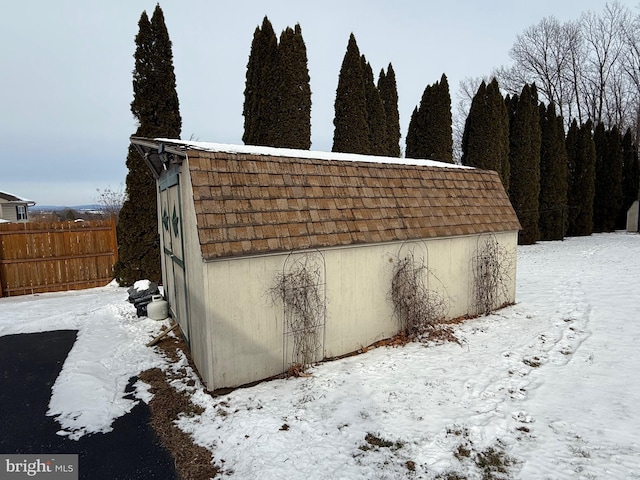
[96,185,127,220]
[620,9,640,140]
[580,2,629,126]
[472,2,637,132]
[497,17,585,126]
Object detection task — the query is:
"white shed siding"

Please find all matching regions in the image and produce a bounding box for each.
[178,157,214,386]
[200,231,517,390]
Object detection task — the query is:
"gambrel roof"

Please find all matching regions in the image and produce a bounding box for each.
[131,138,521,260]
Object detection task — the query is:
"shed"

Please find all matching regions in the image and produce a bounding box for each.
[131,137,521,391]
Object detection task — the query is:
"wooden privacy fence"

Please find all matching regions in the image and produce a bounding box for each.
[0,218,118,297]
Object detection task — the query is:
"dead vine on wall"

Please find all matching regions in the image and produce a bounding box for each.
[472,235,514,316]
[390,250,449,340]
[270,253,325,373]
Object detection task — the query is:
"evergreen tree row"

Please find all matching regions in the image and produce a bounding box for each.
[243,26,403,157]
[119,7,639,285]
[462,79,639,245]
[332,34,400,156]
[243,17,311,149]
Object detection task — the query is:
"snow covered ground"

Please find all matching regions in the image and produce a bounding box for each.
[1,232,639,479]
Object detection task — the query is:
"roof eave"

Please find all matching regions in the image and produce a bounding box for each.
[130,136,186,178]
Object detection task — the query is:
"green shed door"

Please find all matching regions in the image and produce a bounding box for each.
[159,167,190,342]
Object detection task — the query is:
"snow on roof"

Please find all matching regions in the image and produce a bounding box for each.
[0,191,36,204]
[155,138,472,170]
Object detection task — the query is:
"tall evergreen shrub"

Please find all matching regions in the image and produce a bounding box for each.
[362,57,387,156]
[461,79,510,190]
[593,124,623,232]
[377,64,401,157]
[332,34,369,154]
[566,120,596,236]
[405,74,453,163]
[538,103,568,240]
[115,5,182,286]
[507,84,541,245]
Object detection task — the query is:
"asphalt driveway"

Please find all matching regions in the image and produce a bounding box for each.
[0,330,177,480]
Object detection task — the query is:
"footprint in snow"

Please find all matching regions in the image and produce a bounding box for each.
[512,411,535,423]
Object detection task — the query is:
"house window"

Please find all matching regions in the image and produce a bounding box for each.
[16,205,27,221]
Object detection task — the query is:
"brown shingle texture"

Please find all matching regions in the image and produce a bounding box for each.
[188,150,521,260]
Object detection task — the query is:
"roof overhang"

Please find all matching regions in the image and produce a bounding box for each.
[0,191,36,206]
[130,137,187,179]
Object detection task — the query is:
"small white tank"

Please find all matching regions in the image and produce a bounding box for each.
[147,294,169,320]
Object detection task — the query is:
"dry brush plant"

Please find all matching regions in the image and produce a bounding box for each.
[390,250,449,340]
[472,235,515,316]
[270,254,326,373]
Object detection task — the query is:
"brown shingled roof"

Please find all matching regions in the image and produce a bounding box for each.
[187,149,521,260]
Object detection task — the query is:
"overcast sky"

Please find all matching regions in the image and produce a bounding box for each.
[0,1,626,206]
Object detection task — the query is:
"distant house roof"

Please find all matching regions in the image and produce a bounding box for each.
[0,191,35,205]
[131,138,521,261]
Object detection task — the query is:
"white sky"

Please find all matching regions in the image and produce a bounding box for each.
[0,0,628,206]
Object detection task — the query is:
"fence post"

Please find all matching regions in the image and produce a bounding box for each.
[110,215,118,267]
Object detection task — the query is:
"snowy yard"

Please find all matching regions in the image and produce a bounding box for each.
[1,232,639,479]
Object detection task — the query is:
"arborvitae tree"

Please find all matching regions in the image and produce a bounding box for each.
[243,16,278,146]
[377,63,401,157]
[405,74,453,163]
[405,107,419,158]
[565,120,579,235]
[606,126,624,230]
[492,81,512,193]
[538,102,568,240]
[405,83,432,158]
[362,57,387,155]
[461,81,487,166]
[577,122,597,235]
[243,18,311,149]
[275,24,311,149]
[566,120,596,236]
[428,74,453,163]
[115,6,182,286]
[242,19,263,145]
[593,124,623,232]
[332,34,369,154]
[592,123,607,231]
[618,128,640,228]
[507,83,541,245]
[461,79,510,190]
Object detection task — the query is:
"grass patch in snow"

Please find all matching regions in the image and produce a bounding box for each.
[359,432,405,451]
[475,445,515,480]
[434,473,468,480]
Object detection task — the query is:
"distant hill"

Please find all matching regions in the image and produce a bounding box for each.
[33,204,104,213]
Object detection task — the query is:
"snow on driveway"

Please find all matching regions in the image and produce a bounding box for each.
[0,232,638,479]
